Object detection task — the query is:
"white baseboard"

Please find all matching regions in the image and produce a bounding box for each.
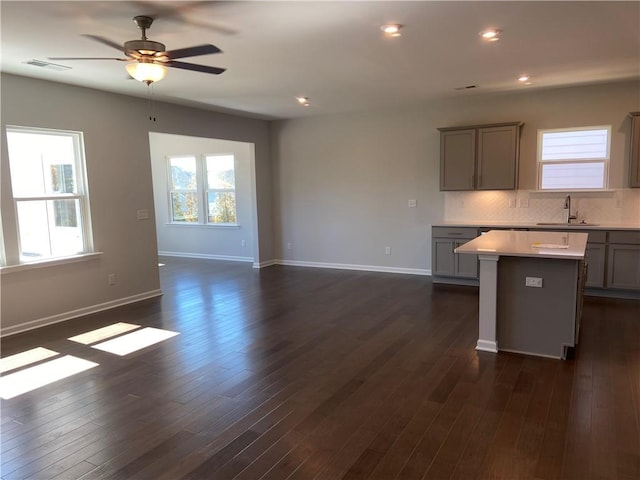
[253,259,278,269]
[272,259,430,276]
[0,290,163,338]
[476,340,498,353]
[159,251,254,263]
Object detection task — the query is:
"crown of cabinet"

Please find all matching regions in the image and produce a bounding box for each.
[438,122,523,191]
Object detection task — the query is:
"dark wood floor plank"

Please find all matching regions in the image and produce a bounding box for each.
[0,258,638,480]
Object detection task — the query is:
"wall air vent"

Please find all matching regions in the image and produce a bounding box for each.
[23,59,71,71]
[454,85,478,90]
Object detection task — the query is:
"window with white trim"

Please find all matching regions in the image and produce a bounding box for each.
[538,126,610,190]
[167,154,236,225]
[4,126,93,263]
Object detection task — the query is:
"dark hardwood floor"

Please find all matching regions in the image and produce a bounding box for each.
[1,257,639,480]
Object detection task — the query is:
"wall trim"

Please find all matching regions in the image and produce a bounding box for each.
[273,259,430,276]
[0,289,163,338]
[159,251,254,263]
[253,259,278,269]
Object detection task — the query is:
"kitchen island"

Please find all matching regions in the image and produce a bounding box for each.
[455,230,588,359]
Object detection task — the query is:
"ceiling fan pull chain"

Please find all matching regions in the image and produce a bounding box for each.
[147,84,157,122]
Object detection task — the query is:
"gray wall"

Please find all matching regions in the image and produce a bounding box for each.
[149,132,257,262]
[271,80,639,271]
[0,73,272,334]
[1,73,638,334]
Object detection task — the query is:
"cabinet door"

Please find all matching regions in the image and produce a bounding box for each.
[432,238,455,276]
[585,243,605,288]
[440,129,476,191]
[630,113,640,188]
[607,244,640,290]
[477,125,519,190]
[454,241,478,278]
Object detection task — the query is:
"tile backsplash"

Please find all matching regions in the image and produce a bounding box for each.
[444,189,640,225]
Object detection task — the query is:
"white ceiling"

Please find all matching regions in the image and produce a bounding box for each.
[1,1,639,120]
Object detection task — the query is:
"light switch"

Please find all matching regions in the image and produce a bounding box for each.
[525,277,543,288]
[408,199,417,208]
[136,209,149,220]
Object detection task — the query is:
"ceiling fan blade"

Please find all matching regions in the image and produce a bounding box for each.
[163,44,221,60]
[48,57,129,61]
[165,60,226,75]
[82,34,125,53]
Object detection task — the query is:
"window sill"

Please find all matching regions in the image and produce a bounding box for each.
[164,223,241,229]
[0,252,103,275]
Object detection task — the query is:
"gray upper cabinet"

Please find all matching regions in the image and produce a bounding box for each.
[438,122,521,191]
[630,112,640,188]
[439,129,476,190]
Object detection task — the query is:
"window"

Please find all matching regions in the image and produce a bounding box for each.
[5,126,93,263]
[167,154,236,225]
[169,156,198,223]
[206,154,236,224]
[538,126,610,190]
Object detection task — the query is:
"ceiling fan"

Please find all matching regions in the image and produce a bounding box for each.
[49,15,226,85]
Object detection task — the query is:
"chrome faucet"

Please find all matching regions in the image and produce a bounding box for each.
[564,195,578,224]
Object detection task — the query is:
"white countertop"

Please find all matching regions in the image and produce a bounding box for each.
[454,230,588,260]
[433,221,639,231]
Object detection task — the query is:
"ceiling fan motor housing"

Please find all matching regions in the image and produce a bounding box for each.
[124,40,166,56]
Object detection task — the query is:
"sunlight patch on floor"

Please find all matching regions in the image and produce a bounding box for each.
[68,322,140,345]
[91,327,179,356]
[0,355,98,399]
[0,347,59,374]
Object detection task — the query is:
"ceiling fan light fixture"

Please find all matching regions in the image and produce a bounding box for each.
[126,61,167,85]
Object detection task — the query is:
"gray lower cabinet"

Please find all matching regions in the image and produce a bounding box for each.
[584,230,606,288]
[607,230,640,290]
[432,227,479,279]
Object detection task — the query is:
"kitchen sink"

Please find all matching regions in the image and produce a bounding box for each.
[536,222,599,226]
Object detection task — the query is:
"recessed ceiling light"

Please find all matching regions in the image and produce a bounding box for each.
[381,24,402,37]
[480,29,501,41]
[518,75,530,82]
[296,96,310,106]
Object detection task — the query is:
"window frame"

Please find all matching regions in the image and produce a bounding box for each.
[204,153,237,225]
[4,125,94,265]
[165,153,238,226]
[167,155,199,224]
[537,125,611,191]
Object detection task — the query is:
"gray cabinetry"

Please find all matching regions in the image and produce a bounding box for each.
[438,122,521,191]
[607,230,640,290]
[584,230,606,288]
[439,129,475,190]
[630,112,640,188]
[432,227,479,279]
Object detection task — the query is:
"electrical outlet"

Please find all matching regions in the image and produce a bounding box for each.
[385,246,391,255]
[525,276,543,288]
[509,198,516,208]
[519,198,529,208]
[108,273,116,285]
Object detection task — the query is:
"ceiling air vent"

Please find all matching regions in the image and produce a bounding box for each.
[23,59,71,71]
